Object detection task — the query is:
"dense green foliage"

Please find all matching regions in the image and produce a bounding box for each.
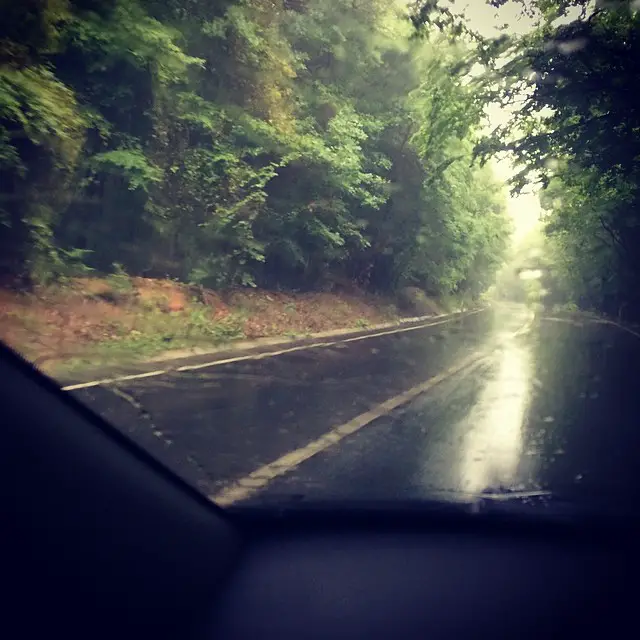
[0,0,510,299]
[475,0,640,319]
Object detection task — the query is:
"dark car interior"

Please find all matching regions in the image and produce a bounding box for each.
[2,341,637,640]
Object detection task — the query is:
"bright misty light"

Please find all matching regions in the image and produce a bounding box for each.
[450,1,563,243]
[519,269,543,280]
[544,157,560,171]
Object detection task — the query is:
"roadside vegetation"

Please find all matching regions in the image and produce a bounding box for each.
[473,0,640,321]
[0,276,412,374]
[6,0,640,368]
[0,0,511,369]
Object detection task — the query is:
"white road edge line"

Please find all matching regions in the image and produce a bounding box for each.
[62,309,483,391]
[541,315,640,340]
[599,319,640,340]
[539,316,584,328]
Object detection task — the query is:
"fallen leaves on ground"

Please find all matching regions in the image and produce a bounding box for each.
[0,277,400,371]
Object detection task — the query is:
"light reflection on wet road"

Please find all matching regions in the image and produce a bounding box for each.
[72,303,640,510]
[456,334,532,494]
[247,305,640,508]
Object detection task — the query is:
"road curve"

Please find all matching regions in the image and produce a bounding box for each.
[69,303,640,511]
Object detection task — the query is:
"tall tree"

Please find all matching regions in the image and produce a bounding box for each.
[0,0,511,301]
[476,0,640,317]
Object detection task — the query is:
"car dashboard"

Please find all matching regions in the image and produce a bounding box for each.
[206,504,636,640]
[1,344,637,640]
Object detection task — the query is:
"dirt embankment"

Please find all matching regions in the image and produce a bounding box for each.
[0,277,413,375]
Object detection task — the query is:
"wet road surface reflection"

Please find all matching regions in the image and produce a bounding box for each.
[456,334,532,494]
[73,308,497,494]
[72,302,640,512]
[255,305,640,511]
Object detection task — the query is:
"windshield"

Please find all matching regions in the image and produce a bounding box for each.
[2,0,639,514]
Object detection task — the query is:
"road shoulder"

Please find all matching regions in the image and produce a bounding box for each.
[60,308,486,390]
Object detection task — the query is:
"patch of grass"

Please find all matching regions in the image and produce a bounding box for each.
[284,302,297,314]
[380,304,399,320]
[552,301,579,313]
[355,318,370,329]
[89,264,137,305]
[139,294,170,312]
[107,263,134,294]
[50,304,246,375]
[437,294,460,314]
[130,305,245,347]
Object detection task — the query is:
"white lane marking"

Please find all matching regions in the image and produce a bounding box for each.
[63,369,169,390]
[211,352,491,506]
[540,316,584,328]
[601,320,640,340]
[541,314,640,339]
[172,317,459,374]
[62,310,483,391]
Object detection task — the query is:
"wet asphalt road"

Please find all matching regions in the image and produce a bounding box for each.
[71,303,640,510]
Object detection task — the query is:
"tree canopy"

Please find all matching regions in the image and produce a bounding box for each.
[470,0,640,318]
[0,0,511,302]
